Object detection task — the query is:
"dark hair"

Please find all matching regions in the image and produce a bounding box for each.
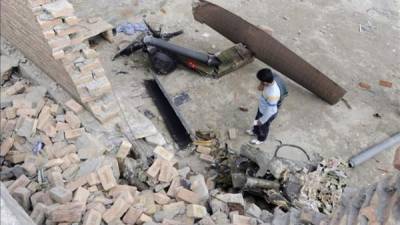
[257,68,274,83]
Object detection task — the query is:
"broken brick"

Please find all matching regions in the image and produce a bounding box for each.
[48,170,64,187]
[42,0,74,18]
[30,203,47,224]
[154,192,171,205]
[83,209,102,225]
[65,98,83,113]
[48,202,85,223]
[187,204,208,219]
[0,137,14,157]
[73,187,90,204]
[87,202,106,214]
[8,174,30,193]
[11,187,32,211]
[196,146,212,155]
[176,188,201,204]
[65,111,81,128]
[146,158,162,179]
[49,186,72,203]
[199,154,215,163]
[64,128,84,140]
[154,146,174,161]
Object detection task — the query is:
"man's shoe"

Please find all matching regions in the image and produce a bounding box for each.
[245,129,255,136]
[250,139,264,145]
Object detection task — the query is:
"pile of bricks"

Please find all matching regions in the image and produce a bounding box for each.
[28,0,118,124]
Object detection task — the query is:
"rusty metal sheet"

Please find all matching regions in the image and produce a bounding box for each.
[193,0,346,105]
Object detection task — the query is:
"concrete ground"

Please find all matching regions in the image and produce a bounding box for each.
[71,0,400,187]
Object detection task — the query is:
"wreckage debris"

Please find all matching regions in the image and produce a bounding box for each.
[192,0,346,104]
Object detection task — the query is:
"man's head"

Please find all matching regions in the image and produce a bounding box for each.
[257,68,274,86]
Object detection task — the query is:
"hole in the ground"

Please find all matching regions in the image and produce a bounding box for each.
[144,79,192,149]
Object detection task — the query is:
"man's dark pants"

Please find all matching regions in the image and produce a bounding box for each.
[252,110,277,142]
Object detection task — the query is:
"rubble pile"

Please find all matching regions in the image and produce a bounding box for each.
[1,74,398,225]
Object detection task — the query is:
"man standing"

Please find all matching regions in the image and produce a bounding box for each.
[246,68,287,145]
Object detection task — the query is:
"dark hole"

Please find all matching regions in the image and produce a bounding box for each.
[144,79,191,149]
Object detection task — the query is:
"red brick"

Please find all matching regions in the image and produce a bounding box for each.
[379,80,393,88]
[109,185,137,199]
[394,147,400,170]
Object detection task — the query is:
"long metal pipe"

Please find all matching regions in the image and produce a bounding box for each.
[348,132,400,167]
[192,0,346,104]
[143,36,219,66]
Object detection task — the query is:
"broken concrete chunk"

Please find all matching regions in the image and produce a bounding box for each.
[246,203,262,218]
[145,132,167,146]
[42,0,74,18]
[0,55,18,83]
[5,81,26,96]
[16,116,37,138]
[76,133,106,159]
[190,174,209,202]
[216,193,245,207]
